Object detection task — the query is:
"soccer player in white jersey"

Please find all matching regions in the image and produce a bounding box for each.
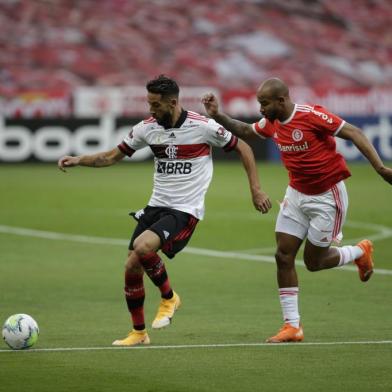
[58,75,272,346]
[203,78,392,343]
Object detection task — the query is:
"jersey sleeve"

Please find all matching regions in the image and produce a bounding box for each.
[309,105,346,136]
[117,122,148,157]
[205,118,238,152]
[251,118,274,138]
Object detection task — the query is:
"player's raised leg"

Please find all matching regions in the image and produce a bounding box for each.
[303,238,374,281]
[133,229,181,329]
[138,251,181,329]
[301,181,374,280]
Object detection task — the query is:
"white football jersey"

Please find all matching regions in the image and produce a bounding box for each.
[118,110,238,219]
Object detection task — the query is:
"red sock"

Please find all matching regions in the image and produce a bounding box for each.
[124,270,145,330]
[139,252,172,297]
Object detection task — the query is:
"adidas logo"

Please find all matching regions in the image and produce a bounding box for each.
[163,230,170,239]
[134,209,145,219]
[169,132,176,138]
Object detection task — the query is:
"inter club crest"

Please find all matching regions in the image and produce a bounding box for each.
[292,129,303,142]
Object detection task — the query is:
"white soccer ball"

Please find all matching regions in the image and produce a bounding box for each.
[2,314,39,350]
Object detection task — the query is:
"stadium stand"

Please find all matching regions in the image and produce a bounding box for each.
[0,0,391,98]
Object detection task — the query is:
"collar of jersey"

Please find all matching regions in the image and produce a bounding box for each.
[163,109,188,130]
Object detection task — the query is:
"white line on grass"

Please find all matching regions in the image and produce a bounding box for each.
[342,220,392,243]
[239,220,392,254]
[0,224,391,276]
[0,340,392,353]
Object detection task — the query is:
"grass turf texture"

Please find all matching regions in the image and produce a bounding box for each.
[0,162,391,391]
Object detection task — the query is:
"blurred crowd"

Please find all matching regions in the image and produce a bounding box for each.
[1,0,391,96]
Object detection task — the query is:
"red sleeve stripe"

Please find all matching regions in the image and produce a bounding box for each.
[150,143,210,159]
[143,117,156,124]
[223,135,238,152]
[187,113,209,123]
[118,142,135,157]
[187,111,208,119]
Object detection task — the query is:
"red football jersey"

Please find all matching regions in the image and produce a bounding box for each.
[252,104,351,195]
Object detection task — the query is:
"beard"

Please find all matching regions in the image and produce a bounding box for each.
[264,110,278,122]
[156,112,173,128]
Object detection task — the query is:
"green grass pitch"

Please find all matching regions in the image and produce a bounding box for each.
[0,162,391,391]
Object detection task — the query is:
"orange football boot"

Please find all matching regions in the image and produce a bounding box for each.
[266,323,304,343]
[354,240,374,282]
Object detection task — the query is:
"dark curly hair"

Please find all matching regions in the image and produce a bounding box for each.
[146,75,179,98]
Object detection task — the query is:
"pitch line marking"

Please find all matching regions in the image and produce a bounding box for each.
[240,220,392,254]
[1,340,392,353]
[0,224,391,276]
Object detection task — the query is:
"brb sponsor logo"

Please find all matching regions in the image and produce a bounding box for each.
[0,116,152,162]
[157,161,192,174]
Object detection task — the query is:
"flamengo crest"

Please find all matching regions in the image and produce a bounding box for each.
[165,145,178,159]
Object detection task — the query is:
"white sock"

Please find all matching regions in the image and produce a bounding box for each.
[279,287,300,328]
[334,245,364,267]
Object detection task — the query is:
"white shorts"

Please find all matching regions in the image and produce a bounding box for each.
[275,181,348,247]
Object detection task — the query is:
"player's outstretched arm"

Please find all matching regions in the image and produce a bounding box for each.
[58,147,125,172]
[235,139,272,213]
[202,93,257,142]
[338,123,392,184]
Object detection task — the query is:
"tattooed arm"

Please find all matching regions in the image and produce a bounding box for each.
[58,147,125,172]
[202,93,257,142]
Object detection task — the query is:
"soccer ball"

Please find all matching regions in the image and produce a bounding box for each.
[2,314,39,350]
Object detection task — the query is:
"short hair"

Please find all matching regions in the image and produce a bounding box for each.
[260,78,289,99]
[146,75,179,98]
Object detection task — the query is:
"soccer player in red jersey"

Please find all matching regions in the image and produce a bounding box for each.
[203,78,392,343]
[58,75,271,346]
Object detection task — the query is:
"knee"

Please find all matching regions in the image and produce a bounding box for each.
[304,263,320,272]
[303,255,321,272]
[275,249,295,270]
[132,237,154,258]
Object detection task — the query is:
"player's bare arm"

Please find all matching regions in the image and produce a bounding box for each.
[338,123,392,184]
[58,147,125,172]
[235,139,272,214]
[202,93,257,142]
